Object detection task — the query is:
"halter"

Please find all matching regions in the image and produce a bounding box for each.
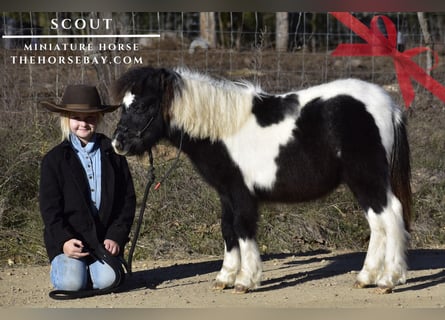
[117,115,155,139]
[135,116,154,138]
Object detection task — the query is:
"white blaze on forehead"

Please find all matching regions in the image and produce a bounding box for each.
[122,91,135,110]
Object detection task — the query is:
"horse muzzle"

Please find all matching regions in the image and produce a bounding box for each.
[111,135,128,156]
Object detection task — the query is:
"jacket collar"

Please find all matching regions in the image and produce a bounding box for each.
[61,133,113,153]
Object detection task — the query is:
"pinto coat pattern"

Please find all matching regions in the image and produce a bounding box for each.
[111,66,411,293]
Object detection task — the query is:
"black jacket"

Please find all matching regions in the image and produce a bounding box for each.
[39,133,136,262]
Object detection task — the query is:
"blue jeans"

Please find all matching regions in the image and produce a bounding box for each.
[50,253,116,290]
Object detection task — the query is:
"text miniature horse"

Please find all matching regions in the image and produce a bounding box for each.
[111,66,411,294]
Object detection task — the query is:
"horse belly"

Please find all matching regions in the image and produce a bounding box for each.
[255,162,342,202]
[256,135,342,202]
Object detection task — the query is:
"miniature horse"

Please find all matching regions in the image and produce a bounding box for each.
[111,66,411,294]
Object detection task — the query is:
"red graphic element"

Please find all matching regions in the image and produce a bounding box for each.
[330,12,445,108]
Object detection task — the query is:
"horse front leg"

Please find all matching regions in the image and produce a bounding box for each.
[213,244,240,290]
[213,195,241,290]
[213,191,262,293]
[232,191,262,293]
[234,237,262,293]
[214,239,262,293]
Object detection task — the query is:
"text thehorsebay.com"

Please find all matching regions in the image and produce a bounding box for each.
[10,42,144,65]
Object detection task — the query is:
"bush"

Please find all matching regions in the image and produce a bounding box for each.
[0,111,59,265]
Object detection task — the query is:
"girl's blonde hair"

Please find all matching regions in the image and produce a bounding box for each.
[59,112,103,142]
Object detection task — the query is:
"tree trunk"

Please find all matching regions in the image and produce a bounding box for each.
[417,12,433,74]
[275,12,288,52]
[200,12,216,48]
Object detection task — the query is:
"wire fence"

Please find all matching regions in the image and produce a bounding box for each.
[1,12,445,112]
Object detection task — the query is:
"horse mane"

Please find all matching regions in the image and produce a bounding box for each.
[171,68,261,141]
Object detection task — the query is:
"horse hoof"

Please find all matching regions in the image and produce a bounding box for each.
[233,284,249,294]
[375,286,393,294]
[212,281,227,291]
[353,281,368,289]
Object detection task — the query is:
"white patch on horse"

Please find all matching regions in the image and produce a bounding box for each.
[122,91,135,110]
[215,244,240,287]
[223,114,296,192]
[296,78,397,159]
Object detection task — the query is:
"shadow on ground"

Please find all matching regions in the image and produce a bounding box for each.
[118,249,445,294]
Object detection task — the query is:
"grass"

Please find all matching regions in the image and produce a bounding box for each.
[1,50,445,267]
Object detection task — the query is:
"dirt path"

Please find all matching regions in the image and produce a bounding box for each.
[1,249,444,308]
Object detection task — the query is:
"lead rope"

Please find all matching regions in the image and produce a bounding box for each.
[126,130,184,273]
[126,148,156,273]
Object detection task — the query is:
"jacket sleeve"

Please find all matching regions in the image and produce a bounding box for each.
[104,155,136,247]
[39,152,75,253]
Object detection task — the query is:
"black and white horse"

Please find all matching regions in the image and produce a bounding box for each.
[111,66,411,293]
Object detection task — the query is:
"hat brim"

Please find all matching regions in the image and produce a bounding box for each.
[40,101,119,114]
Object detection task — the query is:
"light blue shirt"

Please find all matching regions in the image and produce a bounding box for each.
[70,133,102,214]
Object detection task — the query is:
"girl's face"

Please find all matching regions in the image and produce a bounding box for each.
[69,112,99,145]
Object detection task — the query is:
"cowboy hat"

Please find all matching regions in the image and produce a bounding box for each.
[40,84,119,113]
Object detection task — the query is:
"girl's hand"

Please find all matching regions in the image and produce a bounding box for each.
[63,239,90,259]
[104,239,120,256]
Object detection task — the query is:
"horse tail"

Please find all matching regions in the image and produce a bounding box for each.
[390,111,412,232]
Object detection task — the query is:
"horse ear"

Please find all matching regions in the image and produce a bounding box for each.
[159,69,175,90]
[159,69,177,121]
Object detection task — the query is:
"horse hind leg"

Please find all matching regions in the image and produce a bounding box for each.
[356,191,409,293]
[377,192,409,291]
[354,208,386,289]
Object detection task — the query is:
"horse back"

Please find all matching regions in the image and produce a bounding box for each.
[223,79,395,203]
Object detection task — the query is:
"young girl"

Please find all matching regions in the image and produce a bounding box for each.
[39,84,136,291]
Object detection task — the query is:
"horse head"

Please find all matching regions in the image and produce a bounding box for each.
[111,67,178,156]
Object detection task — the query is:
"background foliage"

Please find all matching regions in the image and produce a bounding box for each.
[1,12,444,266]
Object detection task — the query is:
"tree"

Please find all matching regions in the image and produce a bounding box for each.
[199,12,216,48]
[417,12,433,74]
[275,12,288,51]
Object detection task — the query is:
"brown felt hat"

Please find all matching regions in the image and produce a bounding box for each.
[40,84,119,114]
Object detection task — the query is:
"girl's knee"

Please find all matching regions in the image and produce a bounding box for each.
[92,273,116,289]
[89,261,117,289]
[50,254,88,290]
